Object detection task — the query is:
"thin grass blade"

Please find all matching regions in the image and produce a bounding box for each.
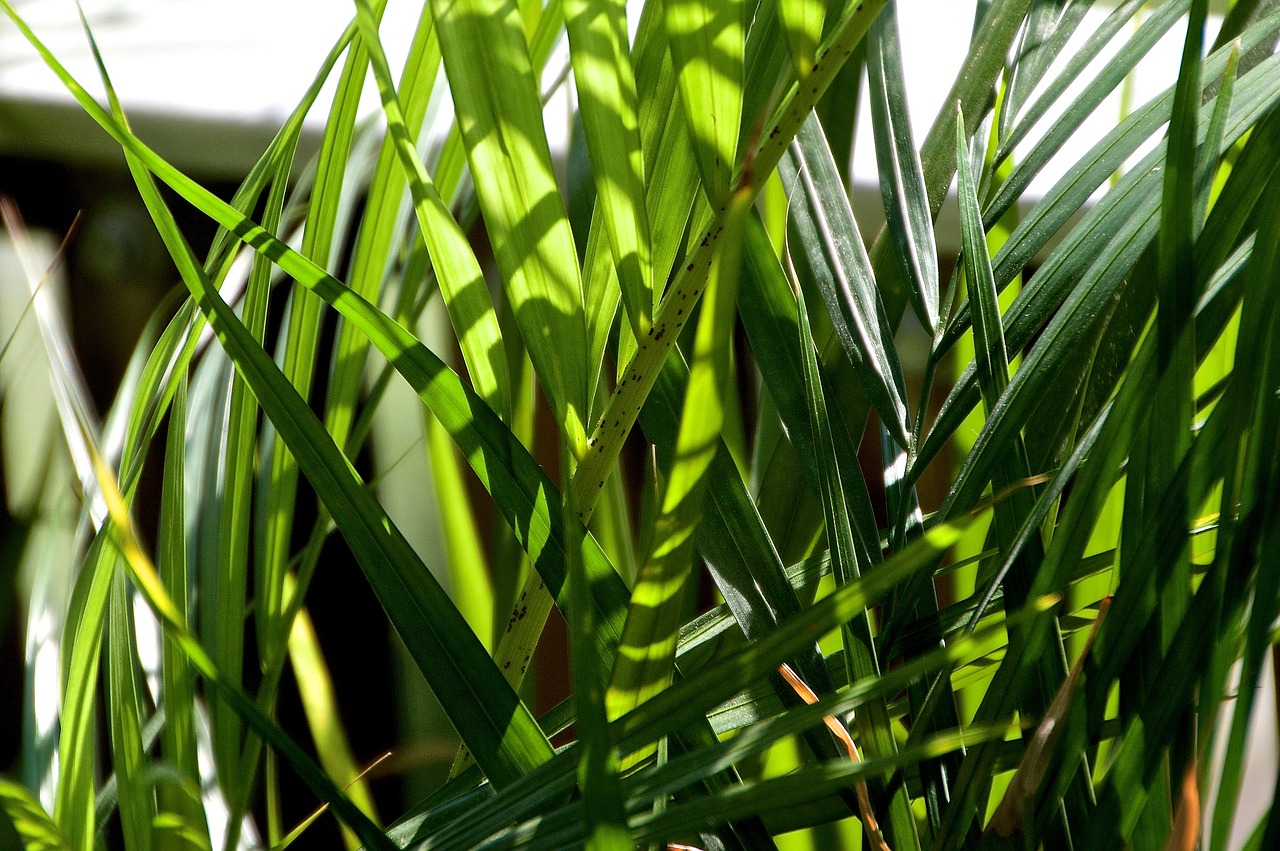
[631,0,700,319]
[425,413,496,647]
[955,108,1012,417]
[254,14,385,812]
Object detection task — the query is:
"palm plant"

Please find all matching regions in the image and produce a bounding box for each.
[2,0,1280,848]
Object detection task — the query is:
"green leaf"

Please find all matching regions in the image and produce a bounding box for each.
[563,465,630,849]
[433,519,1008,850]
[632,0,701,320]
[627,727,1006,848]
[105,117,556,788]
[0,10,633,680]
[156,377,209,851]
[606,185,750,725]
[921,41,1280,507]
[955,108,1012,418]
[254,12,387,807]
[665,0,744,203]
[351,0,511,419]
[783,113,910,449]
[565,0,654,330]
[426,413,497,648]
[1203,142,1280,851]
[573,0,889,506]
[616,509,982,753]
[53,538,112,851]
[285,589,381,848]
[0,779,69,851]
[795,277,919,850]
[88,441,396,851]
[429,0,590,445]
[996,0,1096,145]
[993,0,1170,168]
[105,572,153,851]
[778,0,827,80]
[325,1,443,451]
[1118,2,1208,837]
[869,1,939,333]
[210,111,290,811]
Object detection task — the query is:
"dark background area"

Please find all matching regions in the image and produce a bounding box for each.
[0,153,402,847]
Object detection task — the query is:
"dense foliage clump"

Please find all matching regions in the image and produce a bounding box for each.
[2,1,1279,849]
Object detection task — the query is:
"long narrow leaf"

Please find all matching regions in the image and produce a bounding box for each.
[351,0,511,418]
[98,99,557,785]
[869,0,939,333]
[794,277,918,850]
[665,0,744,203]
[783,114,910,448]
[0,10,633,672]
[572,0,890,505]
[565,0,654,329]
[606,186,750,724]
[429,0,590,443]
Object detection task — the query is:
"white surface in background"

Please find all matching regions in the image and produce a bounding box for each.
[1206,653,1280,848]
[852,2,1194,192]
[0,0,420,129]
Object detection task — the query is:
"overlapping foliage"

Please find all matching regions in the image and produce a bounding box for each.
[2,0,1279,848]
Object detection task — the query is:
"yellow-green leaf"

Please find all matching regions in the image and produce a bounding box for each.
[429,0,589,447]
[665,0,744,204]
[0,780,69,851]
[565,0,654,331]
[779,0,827,79]
[606,185,751,727]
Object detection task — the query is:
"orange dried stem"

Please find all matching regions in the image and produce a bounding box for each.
[778,663,892,851]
